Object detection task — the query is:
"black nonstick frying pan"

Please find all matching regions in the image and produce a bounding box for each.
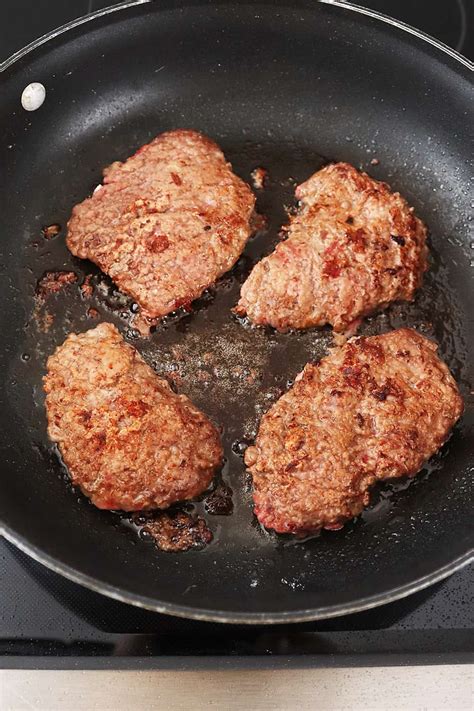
[0,0,473,624]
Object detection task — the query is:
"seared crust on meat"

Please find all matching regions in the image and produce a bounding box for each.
[44,323,223,510]
[67,130,255,331]
[236,163,428,332]
[245,328,463,535]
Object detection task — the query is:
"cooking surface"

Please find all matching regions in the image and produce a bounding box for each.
[0,0,472,663]
[4,123,472,616]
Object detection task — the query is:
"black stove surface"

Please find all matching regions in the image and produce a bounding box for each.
[1,537,473,668]
[1,0,473,669]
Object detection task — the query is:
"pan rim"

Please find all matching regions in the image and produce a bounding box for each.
[0,0,473,73]
[0,0,472,623]
[2,524,473,624]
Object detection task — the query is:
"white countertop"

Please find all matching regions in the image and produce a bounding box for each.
[1,665,473,710]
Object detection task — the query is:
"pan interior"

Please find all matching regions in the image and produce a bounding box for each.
[0,2,472,620]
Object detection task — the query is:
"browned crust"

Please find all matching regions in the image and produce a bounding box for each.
[67,130,255,332]
[237,163,428,333]
[44,322,223,511]
[245,328,463,534]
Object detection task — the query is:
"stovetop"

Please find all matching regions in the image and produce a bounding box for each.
[1,0,473,669]
[1,536,472,668]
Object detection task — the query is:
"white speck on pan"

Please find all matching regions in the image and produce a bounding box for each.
[281,577,305,591]
[21,82,46,111]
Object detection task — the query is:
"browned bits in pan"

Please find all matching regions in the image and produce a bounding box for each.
[204,482,234,516]
[41,223,61,240]
[80,274,94,298]
[140,510,213,552]
[36,270,78,299]
[251,166,267,190]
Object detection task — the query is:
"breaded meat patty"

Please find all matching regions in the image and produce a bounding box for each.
[67,130,255,333]
[236,163,428,333]
[245,329,462,535]
[44,323,223,510]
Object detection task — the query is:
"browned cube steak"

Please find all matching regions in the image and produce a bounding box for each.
[67,130,255,333]
[244,329,463,535]
[44,323,223,511]
[236,163,428,333]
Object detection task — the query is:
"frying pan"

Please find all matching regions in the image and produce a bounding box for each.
[0,0,473,624]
